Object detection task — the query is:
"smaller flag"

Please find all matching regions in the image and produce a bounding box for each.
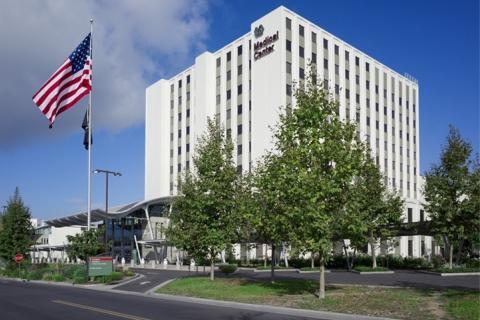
[82,108,92,150]
[33,33,92,127]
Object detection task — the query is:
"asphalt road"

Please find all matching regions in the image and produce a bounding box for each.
[0,279,326,320]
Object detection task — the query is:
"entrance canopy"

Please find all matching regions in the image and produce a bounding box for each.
[45,196,174,228]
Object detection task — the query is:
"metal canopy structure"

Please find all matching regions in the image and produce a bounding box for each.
[45,196,174,228]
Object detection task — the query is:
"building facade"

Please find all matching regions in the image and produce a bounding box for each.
[145,6,432,258]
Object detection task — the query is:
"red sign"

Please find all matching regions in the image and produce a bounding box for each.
[14,253,23,264]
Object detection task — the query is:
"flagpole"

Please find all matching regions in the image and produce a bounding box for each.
[87,19,93,231]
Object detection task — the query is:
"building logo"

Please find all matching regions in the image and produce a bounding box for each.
[254,24,264,38]
[253,28,279,61]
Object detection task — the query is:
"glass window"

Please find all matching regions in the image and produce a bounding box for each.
[300,67,305,79]
[286,39,291,52]
[237,45,242,56]
[323,38,328,49]
[286,17,291,30]
[286,61,292,74]
[311,31,317,43]
[227,51,231,61]
[299,25,304,36]
[299,46,304,58]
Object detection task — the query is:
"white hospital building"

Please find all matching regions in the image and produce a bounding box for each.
[145,6,433,258]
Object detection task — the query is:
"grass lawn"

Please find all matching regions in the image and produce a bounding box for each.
[157,276,479,320]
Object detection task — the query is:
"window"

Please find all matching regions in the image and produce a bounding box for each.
[345,69,349,79]
[237,124,242,135]
[355,56,359,66]
[366,62,370,72]
[345,89,350,99]
[216,57,221,68]
[355,75,360,85]
[286,61,292,74]
[226,51,231,61]
[186,109,190,118]
[335,64,339,75]
[186,126,190,135]
[366,116,370,126]
[227,70,231,81]
[237,45,242,56]
[408,240,413,257]
[226,128,231,139]
[237,65,242,75]
[226,109,231,119]
[345,50,349,61]
[299,25,304,36]
[178,112,182,121]
[420,210,424,222]
[178,129,181,138]
[366,80,370,90]
[286,17,291,30]
[311,52,317,64]
[311,31,317,43]
[226,89,231,100]
[187,75,190,84]
[335,84,339,94]
[334,45,339,55]
[299,46,304,58]
[178,146,181,155]
[286,39,291,52]
[237,104,242,115]
[177,163,181,172]
[237,84,242,95]
[323,58,328,69]
[178,79,182,88]
[237,144,242,155]
[286,84,292,96]
[323,38,328,49]
[408,208,413,223]
[299,67,305,79]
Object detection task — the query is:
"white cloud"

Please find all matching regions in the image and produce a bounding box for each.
[0,0,210,148]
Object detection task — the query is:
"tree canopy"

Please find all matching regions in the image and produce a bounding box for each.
[423,126,480,267]
[167,118,239,280]
[0,188,33,266]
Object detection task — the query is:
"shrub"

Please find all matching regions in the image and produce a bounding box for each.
[431,255,446,269]
[403,257,431,270]
[123,269,134,277]
[42,273,54,281]
[72,268,87,283]
[218,264,237,274]
[354,266,390,272]
[465,258,480,269]
[27,270,43,280]
[110,271,123,281]
[73,276,87,284]
[53,274,65,282]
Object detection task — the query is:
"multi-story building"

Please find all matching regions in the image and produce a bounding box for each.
[145,6,432,257]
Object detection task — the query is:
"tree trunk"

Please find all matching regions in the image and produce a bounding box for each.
[318,254,325,299]
[210,257,215,281]
[455,239,464,266]
[270,244,275,283]
[370,231,377,269]
[311,254,314,269]
[342,240,351,271]
[283,243,288,268]
[449,245,453,270]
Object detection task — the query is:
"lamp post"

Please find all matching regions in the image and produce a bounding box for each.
[94,169,122,256]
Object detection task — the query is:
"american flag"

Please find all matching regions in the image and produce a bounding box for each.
[33,33,92,127]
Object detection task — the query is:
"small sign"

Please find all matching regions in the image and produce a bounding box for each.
[14,253,23,264]
[88,256,113,277]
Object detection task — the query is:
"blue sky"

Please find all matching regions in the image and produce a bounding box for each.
[0,0,478,221]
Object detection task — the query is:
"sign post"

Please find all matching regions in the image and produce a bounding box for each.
[14,253,24,278]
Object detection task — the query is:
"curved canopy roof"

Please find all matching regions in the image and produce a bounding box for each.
[46,196,174,228]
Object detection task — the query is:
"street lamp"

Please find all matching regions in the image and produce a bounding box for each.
[94,169,122,256]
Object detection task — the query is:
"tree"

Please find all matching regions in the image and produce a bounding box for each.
[0,188,33,266]
[167,118,239,280]
[252,153,296,282]
[66,227,106,263]
[423,126,479,268]
[349,156,404,268]
[268,71,366,298]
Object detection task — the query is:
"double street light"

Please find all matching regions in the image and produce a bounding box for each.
[94,169,122,255]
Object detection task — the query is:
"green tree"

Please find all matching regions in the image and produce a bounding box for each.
[252,153,296,282]
[0,188,33,266]
[66,227,106,263]
[423,126,479,268]
[167,118,238,280]
[349,156,404,268]
[269,71,366,298]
